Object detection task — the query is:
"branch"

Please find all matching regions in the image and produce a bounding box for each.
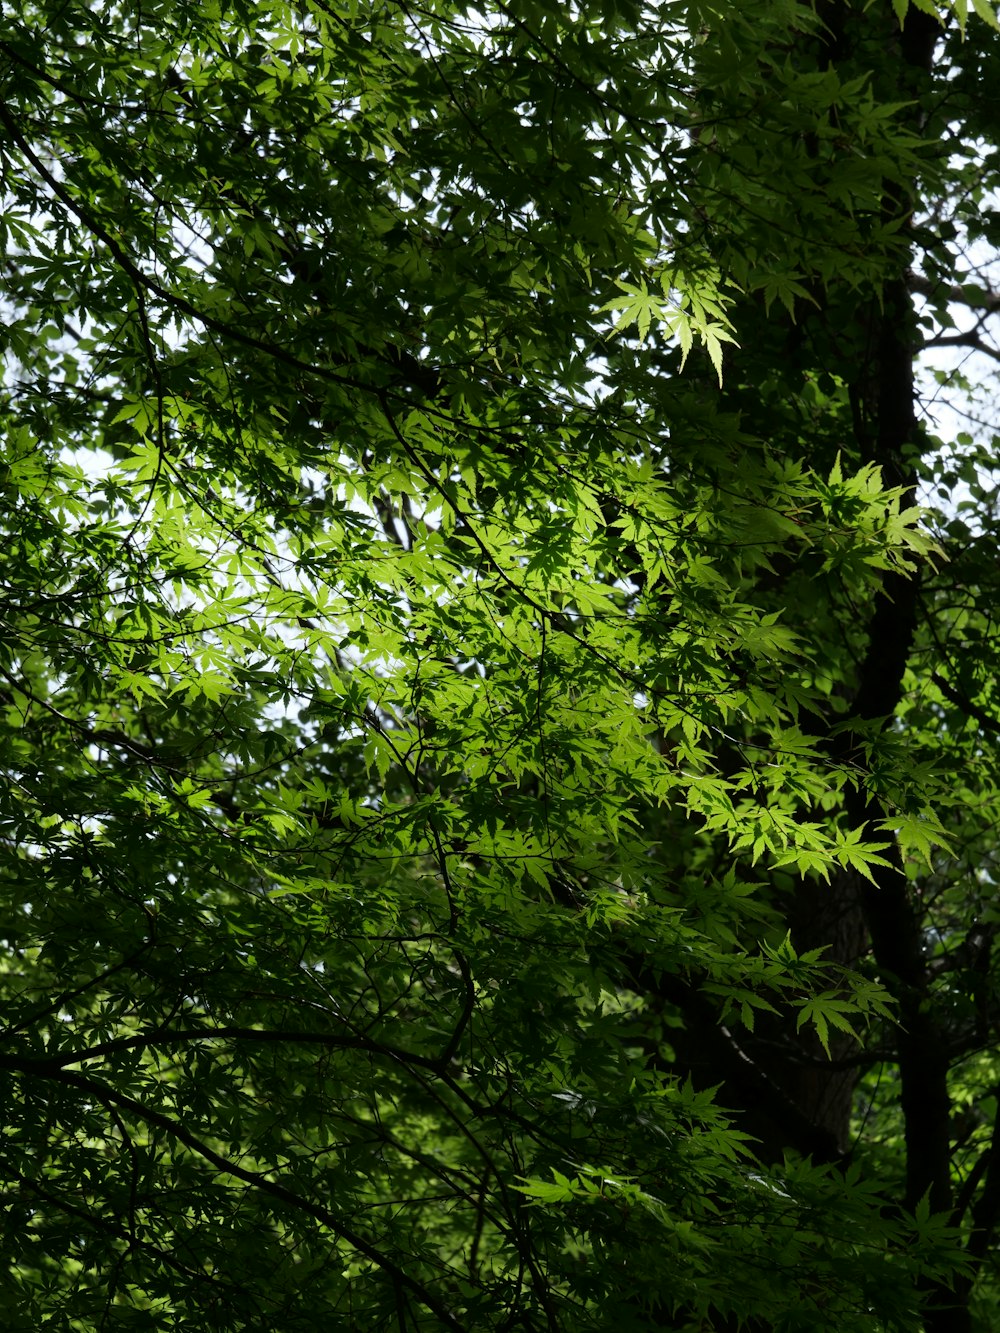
[921,333,1000,364]
[932,672,1000,736]
[0,97,392,400]
[14,1061,467,1332]
[0,1024,449,1074]
[7,1172,242,1298]
[909,273,1000,314]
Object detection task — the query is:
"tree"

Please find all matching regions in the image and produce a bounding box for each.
[1,0,1000,1326]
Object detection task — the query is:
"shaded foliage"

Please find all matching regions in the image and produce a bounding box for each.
[1,0,1000,1328]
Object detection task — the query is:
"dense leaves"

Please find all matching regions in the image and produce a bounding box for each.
[2,0,1000,1328]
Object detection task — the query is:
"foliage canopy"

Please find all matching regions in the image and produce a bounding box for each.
[3,0,1000,1328]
